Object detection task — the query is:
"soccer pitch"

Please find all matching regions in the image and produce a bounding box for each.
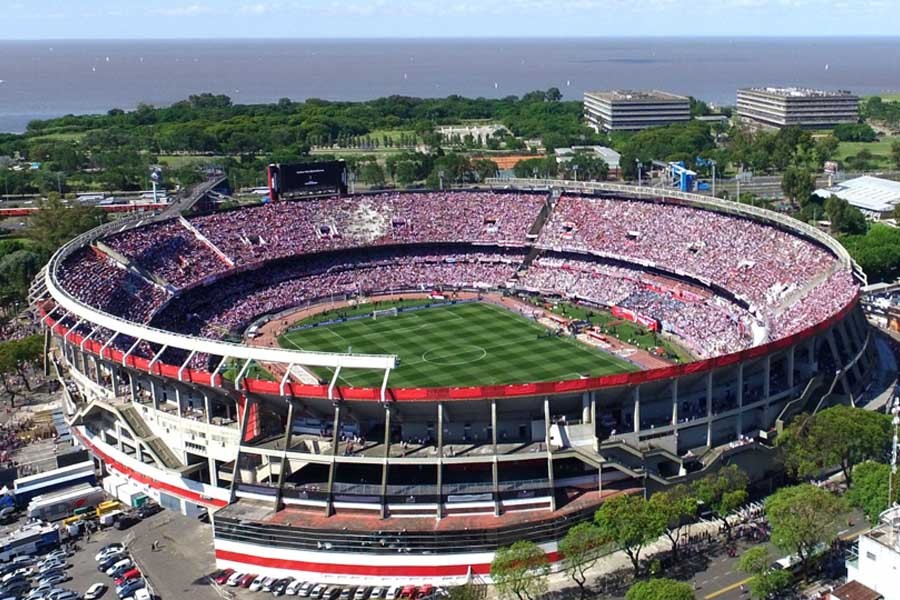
[279,302,637,388]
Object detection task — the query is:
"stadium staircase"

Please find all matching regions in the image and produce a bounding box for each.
[73,398,186,472]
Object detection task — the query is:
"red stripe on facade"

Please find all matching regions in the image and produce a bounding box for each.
[215,549,563,577]
[72,429,227,509]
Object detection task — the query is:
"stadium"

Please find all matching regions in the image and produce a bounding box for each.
[31,165,877,585]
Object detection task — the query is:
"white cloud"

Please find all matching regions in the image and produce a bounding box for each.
[149,4,215,17]
[240,2,281,14]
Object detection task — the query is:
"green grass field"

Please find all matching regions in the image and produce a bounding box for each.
[279,302,636,388]
[836,135,898,167]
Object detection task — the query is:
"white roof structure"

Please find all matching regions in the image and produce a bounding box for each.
[555,146,621,169]
[814,175,900,215]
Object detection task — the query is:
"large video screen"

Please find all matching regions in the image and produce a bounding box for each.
[268,161,347,199]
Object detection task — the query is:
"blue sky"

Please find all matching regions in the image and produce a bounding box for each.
[3,0,900,39]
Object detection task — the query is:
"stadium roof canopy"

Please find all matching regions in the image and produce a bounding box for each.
[814,175,900,216]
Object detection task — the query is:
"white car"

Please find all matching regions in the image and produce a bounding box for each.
[297,582,314,597]
[84,582,107,599]
[226,571,245,587]
[249,575,267,592]
[287,580,307,595]
[122,589,152,600]
[262,576,279,592]
[105,558,132,576]
[369,587,386,600]
[95,545,124,562]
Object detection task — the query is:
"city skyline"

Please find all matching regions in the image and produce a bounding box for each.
[4,0,900,39]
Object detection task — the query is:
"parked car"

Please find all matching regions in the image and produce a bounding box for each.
[213,569,235,585]
[238,573,256,588]
[287,579,307,595]
[339,587,357,600]
[295,581,314,597]
[98,554,127,572]
[369,587,386,600]
[324,587,341,600]
[115,567,142,586]
[49,591,80,600]
[415,585,434,600]
[262,576,280,592]
[248,575,267,592]
[116,578,145,599]
[226,571,245,587]
[95,545,125,562]
[385,587,400,600]
[310,583,328,599]
[354,587,372,600]
[84,582,107,599]
[398,586,417,600]
[135,503,162,519]
[39,572,70,587]
[106,558,133,577]
[272,578,292,596]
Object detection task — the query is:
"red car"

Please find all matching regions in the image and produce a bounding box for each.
[116,568,142,586]
[239,573,257,588]
[213,569,234,585]
[415,585,434,600]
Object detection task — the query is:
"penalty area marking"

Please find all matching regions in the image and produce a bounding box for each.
[421,345,488,366]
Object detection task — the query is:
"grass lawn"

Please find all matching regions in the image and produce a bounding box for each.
[836,135,898,167]
[279,301,636,388]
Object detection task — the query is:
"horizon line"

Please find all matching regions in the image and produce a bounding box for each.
[4,34,900,42]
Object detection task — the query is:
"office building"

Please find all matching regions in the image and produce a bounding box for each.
[737,87,859,129]
[583,90,691,132]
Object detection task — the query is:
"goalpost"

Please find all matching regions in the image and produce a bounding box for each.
[372,307,399,320]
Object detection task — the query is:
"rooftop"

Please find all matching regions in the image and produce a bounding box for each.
[830,580,883,600]
[740,86,857,99]
[814,176,900,214]
[584,90,689,103]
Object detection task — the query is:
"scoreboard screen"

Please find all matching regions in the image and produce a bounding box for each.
[268,161,347,200]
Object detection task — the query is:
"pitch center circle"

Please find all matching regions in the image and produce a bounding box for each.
[422,345,487,366]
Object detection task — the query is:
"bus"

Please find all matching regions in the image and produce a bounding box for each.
[27,485,105,522]
[13,461,96,507]
[0,523,59,562]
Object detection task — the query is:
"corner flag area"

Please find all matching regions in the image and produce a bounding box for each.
[279,301,637,388]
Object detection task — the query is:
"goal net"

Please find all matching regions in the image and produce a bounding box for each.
[372,307,399,320]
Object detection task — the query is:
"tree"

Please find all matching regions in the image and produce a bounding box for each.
[25,196,106,255]
[781,166,815,205]
[846,460,899,524]
[738,547,793,600]
[625,578,694,600]
[692,465,749,539]
[0,335,43,406]
[891,140,900,170]
[490,540,549,600]
[358,162,386,187]
[563,153,609,182]
[765,484,846,573]
[595,493,666,575]
[559,522,607,600]
[824,195,868,235]
[471,158,499,183]
[448,583,485,600]
[777,405,892,488]
[649,484,698,562]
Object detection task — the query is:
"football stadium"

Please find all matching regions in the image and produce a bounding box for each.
[32,163,877,584]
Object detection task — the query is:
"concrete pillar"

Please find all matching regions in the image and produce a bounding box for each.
[175,386,183,416]
[633,386,641,434]
[114,422,124,452]
[128,373,136,403]
[543,397,556,512]
[671,379,679,427]
[491,399,500,516]
[380,406,391,519]
[275,401,295,511]
[787,347,796,390]
[204,393,212,425]
[325,403,341,517]
[209,456,219,488]
[436,403,443,520]
[706,372,713,448]
[581,392,591,424]
[736,364,744,437]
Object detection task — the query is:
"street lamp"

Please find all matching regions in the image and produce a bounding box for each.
[635,159,643,187]
[890,398,900,508]
[709,160,717,198]
[572,163,579,182]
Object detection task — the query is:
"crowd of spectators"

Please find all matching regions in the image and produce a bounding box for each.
[539,196,837,310]
[154,247,526,343]
[56,247,171,324]
[769,270,858,339]
[103,218,231,288]
[51,192,859,369]
[189,191,545,269]
[521,256,753,357]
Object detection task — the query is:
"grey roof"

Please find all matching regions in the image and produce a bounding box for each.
[814,176,900,214]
